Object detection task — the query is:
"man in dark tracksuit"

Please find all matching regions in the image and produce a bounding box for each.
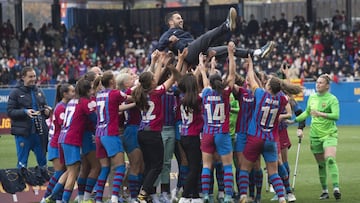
[7,67,51,169]
[157,7,275,66]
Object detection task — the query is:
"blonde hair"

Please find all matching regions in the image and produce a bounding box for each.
[116,73,132,90]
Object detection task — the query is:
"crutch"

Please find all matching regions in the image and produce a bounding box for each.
[292,138,302,191]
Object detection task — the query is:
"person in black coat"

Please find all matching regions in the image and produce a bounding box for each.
[157,8,274,67]
[7,67,52,169]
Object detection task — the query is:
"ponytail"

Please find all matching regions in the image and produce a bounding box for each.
[280,80,303,95]
[55,83,71,104]
[209,74,225,95]
[178,73,200,113]
[55,84,63,104]
[93,75,103,92]
[132,85,149,111]
[132,71,154,111]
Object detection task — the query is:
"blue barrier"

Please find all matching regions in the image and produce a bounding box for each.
[0,88,56,113]
[0,82,360,126]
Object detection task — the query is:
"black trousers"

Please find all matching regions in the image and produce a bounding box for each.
[138,131,164,194]
[185,23,228,65]
[180,136,202,198]
[184,23,253,65]
[208,45,254,59]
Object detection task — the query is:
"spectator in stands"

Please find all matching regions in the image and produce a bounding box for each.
[57,70,68,84]
[247,14,260,36]
[278,13,288,33]
[7,66,52,169]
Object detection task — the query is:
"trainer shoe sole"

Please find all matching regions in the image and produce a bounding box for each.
[260,41,275,58]
[228,7,237,32]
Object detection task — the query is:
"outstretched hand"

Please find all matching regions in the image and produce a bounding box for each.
[151,50,160,62]
[198,52,205,65]
[296,129,304,139]
[178,48,188,60]
[227,41,235,55]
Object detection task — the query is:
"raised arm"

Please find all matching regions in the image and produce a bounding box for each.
[246,54,259,92]
[198,53,209,88]
[227,41,236,88]
[176,48,188,73]
[149,49,160,73]
[153,52,171,85]
[162,66,181,91]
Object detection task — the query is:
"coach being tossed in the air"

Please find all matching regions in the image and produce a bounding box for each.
[157,7,275,66]
[7,67,52,169]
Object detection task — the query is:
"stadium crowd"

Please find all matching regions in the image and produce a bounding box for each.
[1,12,360,87]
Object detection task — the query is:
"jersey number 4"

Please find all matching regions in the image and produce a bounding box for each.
[204,103,225,123]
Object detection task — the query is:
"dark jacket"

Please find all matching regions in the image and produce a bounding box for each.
[157,28,194,54]
[7,80,49,137]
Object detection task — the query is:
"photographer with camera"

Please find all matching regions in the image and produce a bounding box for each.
[7,67,52,169]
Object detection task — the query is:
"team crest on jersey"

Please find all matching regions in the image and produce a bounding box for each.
[88,100,96,110]
[322,102,327,108]
[60,112,65,120]
[38,92,42,97]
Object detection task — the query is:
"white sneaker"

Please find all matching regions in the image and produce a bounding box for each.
[245,196,254,203]
[160,192,171,203]
[40,198,46,203]
[191,198,203,203]
[179,197,192,203]
[287,193,296,202]
[269,185,275,193]
[217,191,225,203]
[129,198,138,203]
[270,194,278,201]
[239,195,247,203]
[278,197,286,203]
[171,188,181,203]
[152,194,162,203]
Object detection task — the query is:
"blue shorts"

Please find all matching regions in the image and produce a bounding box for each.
[243,135,278,163]
[234,132,247,152]
[61,143,81,166]
[96,135,124,159]
[82,131,96,155]
[122,125,140,153]
[47,144,59,161]
[201,133,232,156]
[175,121,182,141]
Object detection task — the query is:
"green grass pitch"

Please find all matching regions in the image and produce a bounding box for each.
[0,126,359,202]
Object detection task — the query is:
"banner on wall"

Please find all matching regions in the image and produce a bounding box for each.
[0,114,11,134]
[290,78,304,101]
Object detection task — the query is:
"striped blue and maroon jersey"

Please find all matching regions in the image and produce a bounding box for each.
[139,84,166,131]
[235,87,255,134]
[58,97,97,146]
[162,86,177,126]
[96,89,127,137]
[124,88,141,126]
[201,86,231,134]
[180,95,203,136]
[247,88,288,141]
[49,101,66,148]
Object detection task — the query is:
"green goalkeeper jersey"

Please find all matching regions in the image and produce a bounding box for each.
[295,92,339,138]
